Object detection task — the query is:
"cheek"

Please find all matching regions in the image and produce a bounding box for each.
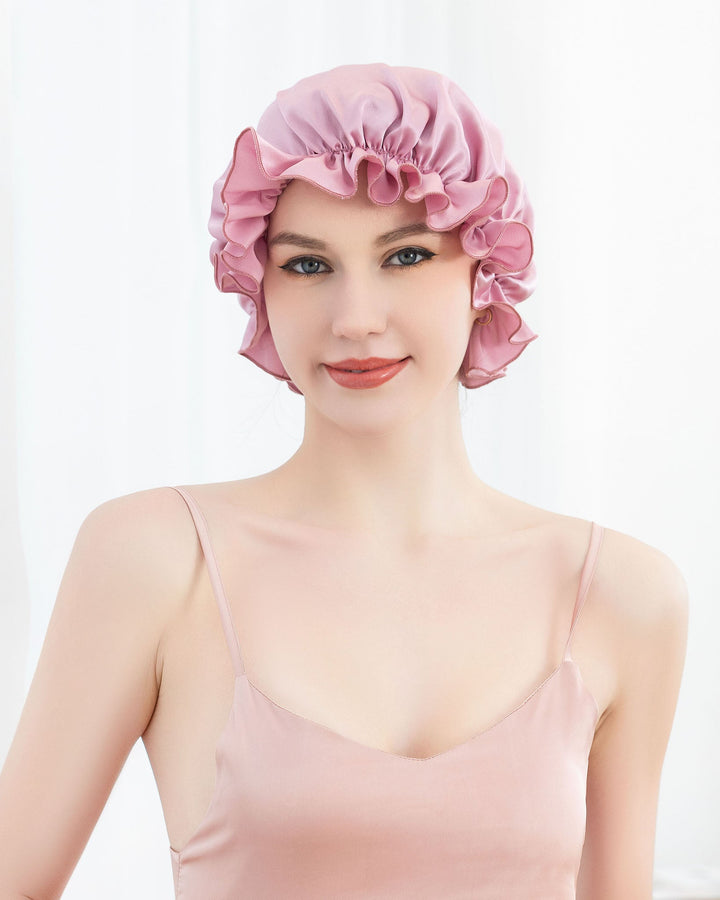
[263,284,294,354]
[423,266,477,343]
[439,285,478,370]
[263,288,321,375]
[401,291,475,376]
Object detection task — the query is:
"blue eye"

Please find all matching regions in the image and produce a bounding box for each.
[280,257,331,277]
[385,247,436,268]
[278,247,436,279]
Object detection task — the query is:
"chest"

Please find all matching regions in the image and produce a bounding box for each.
[229,532,573,743]
[146,523,597,855]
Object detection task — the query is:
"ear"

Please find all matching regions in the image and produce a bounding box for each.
[473,307,493,326]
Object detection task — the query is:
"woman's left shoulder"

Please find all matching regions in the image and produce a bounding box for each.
[587,522,689,630]
[535,509,689,626]
[568,518,689,736]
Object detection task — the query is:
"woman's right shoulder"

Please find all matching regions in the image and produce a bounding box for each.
[57,484,227,700]
[81,484,200,541]
[78,484,208,589]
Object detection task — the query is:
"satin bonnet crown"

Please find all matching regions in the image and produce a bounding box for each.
[208,63,538,394]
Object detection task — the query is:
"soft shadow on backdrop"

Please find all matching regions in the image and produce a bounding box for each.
[2,0,719,897]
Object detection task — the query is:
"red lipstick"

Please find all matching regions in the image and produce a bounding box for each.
[324,357,410,389]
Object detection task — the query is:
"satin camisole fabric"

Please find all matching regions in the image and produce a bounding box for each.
[168,486,602,899]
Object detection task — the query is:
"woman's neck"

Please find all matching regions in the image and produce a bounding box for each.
[266,390,494,543]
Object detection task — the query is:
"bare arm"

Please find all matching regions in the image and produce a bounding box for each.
[576,530,689,898]
[0,489,188,900]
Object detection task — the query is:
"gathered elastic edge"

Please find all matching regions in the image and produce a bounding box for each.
[218,127,516,248]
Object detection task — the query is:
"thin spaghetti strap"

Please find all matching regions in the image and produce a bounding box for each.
[170,486,245,677]
[563,521,605,662]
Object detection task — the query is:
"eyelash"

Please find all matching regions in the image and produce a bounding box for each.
[278,247,437,279]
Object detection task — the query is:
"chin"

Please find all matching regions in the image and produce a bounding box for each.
[308,391,417,433]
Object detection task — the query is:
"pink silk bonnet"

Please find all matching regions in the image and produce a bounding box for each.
[208,63,538,394]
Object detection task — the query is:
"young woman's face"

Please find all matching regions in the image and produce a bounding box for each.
[262,163,480,433]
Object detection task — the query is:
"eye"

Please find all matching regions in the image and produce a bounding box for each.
[277,246,437,279]
[384,247,436,269]
[279,257,331,278]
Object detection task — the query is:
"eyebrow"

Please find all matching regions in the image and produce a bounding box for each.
[266,222,438,252]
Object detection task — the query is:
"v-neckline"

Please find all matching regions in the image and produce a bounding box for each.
[171,659,600,860]
[238,657,599,763]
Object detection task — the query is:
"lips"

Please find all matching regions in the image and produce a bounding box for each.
[327,357,408,372]
[323,357,411,389]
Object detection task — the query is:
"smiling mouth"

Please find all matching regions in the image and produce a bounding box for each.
[327,357,409,372]
[323,357,411,390]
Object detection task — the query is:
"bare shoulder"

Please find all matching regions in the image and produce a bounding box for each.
[574,526,689,893]
[34,485,209,701]
[591,524,689,649]
[526,503,688,635]
[83,482,199,549]
[512,501,689,718]
[554,514,689,693]
[76,484,216,641]
[593,527,690,768]
[79,485,202,598]
[48,484,210,706]
[90,482,199,539]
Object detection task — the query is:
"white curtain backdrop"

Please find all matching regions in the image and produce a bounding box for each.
[3,0,719,896]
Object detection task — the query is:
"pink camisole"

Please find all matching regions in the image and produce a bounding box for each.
[168,486,602,899]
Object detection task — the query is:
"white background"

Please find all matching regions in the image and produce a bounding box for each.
[2,0,719,896]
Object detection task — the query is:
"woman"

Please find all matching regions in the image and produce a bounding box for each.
[0,63,688,899]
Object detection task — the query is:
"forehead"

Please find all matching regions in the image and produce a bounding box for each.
[267,161,424,234]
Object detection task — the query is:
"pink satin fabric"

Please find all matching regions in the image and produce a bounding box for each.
[169,486,601,899]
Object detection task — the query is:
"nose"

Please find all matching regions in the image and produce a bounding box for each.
[329,271,388,341]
